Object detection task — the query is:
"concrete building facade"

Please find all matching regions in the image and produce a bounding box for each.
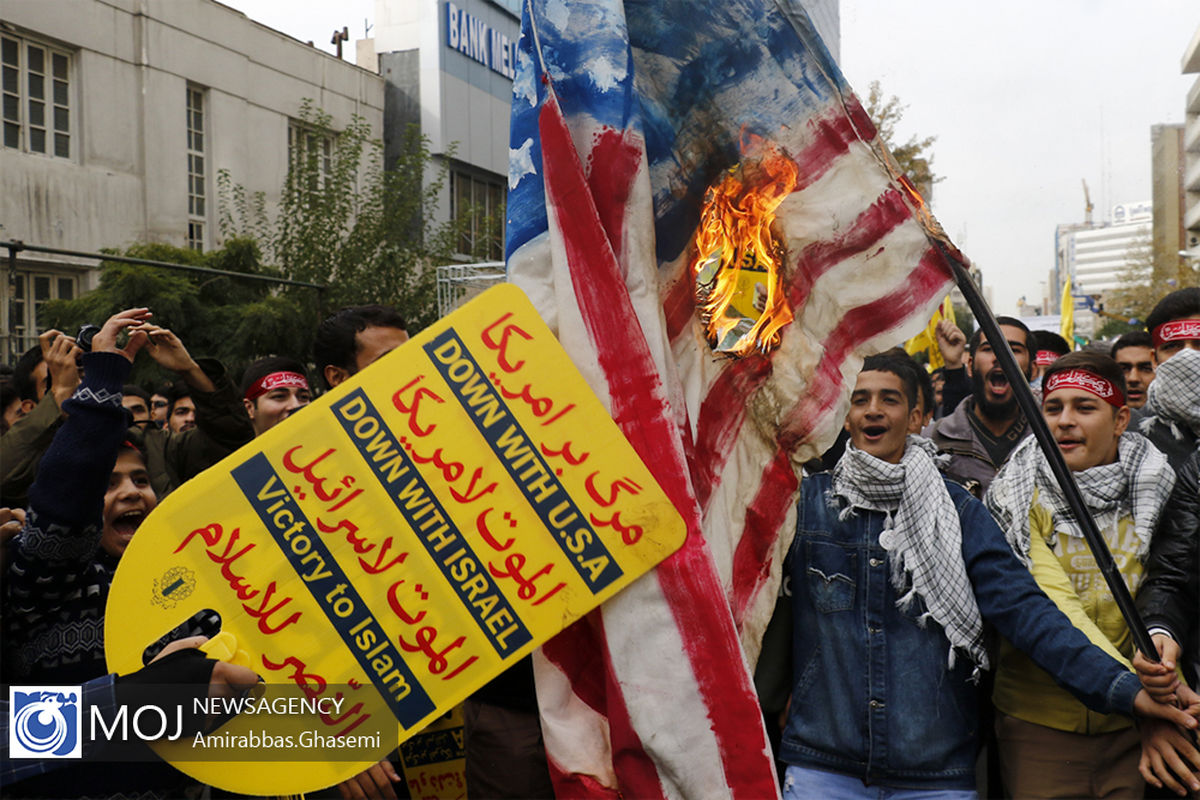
[1185,25,1200,251]
[359,0,518,261]
[1053,202,1152,338]
[1,0,384,360]
[1151,123,1185,268]
[358,0,839,264]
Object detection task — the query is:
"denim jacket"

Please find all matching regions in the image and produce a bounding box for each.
[780,472,1141,790]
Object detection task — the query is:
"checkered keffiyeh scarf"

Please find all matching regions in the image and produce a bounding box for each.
[986,433,1174,565]
[833,435,988,672]
[1141,347,1200,441]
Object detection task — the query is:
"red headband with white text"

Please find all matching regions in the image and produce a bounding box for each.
[1151,318,1200,349]
[1043,368,1124,408]
[244,371,309,402]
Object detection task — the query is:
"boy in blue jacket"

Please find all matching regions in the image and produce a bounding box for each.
[779,353,1198,799]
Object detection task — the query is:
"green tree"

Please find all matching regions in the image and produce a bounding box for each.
[219,101,481,333]
[40,239,312,385]
[1105,234,1200,329]
[1097,317,1139,340]
[44,102,489,384]
[864,81,939,195]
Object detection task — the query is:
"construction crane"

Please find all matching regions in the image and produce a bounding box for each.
[1081,179,1094,226]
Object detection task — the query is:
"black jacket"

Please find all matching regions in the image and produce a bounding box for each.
[1141,415,1199,472]
[1137,447,1199,679]
[128,357,255,497]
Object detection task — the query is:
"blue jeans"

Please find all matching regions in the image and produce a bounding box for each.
[782,765,977,800]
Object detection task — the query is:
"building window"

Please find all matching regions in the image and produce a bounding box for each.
[186,85,206,251]
[8,269,79,356]
[2,33,72,158]
[187,221,205,252]
[450,169,505,260]
[288,120,335,187]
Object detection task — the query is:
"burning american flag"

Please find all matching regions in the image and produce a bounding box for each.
[505,1,958,797]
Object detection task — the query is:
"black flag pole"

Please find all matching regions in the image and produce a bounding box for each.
[937,248,1160,663]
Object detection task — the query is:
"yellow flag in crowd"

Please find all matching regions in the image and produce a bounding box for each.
[1060,275,1074,347]
[905,295,956,370]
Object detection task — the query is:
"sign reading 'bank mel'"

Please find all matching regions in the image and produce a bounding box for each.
[104,284,686,796]
[446,1,519,80]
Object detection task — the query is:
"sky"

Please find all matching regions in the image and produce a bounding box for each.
[218,0,375,55]
[221,0,1198,315]
[839,1,1197,313]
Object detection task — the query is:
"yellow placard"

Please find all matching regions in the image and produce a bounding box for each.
[105,283,686,796]
[398,706,466,800]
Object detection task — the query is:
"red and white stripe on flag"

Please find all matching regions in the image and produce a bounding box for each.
[505,1,957,797]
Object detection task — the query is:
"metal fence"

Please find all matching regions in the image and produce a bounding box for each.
[435,262,506,318]
[2,240,325,364]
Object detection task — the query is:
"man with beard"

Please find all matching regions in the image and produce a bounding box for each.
[928,316,1034,497]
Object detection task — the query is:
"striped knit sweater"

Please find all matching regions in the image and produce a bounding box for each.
[4,352,216,684]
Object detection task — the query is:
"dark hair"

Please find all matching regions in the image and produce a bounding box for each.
[151,384,171,419]
[1031,330,1071,357]
[861,352,921,410]
[1,381,21,432]
[1041,351,1127,407]
[1,380,19,435]
[122,384,150,403]
[879,347,935,417]
[240,356,310,399]
[968,315,1032,358]
[11,345,45,402]
[915,364,935,417]
[165,380,193,416]
[1110,330,1153,359]
[1145,288,1200,334]
[314,305,408,389]
[114,436,150,472]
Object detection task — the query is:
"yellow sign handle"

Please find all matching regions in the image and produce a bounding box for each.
[198,631,252,668]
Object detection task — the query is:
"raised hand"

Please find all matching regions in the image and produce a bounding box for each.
[91,308,153,363]
[935,319,966,370]
[39,328,82,405]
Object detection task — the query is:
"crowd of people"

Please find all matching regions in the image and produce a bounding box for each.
[0,287,1198,800]
[0,304,411,798]
[763,286,1200,800]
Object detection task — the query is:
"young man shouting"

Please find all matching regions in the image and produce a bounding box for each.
[928,317,1034,496]
[778,353,1197,799]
